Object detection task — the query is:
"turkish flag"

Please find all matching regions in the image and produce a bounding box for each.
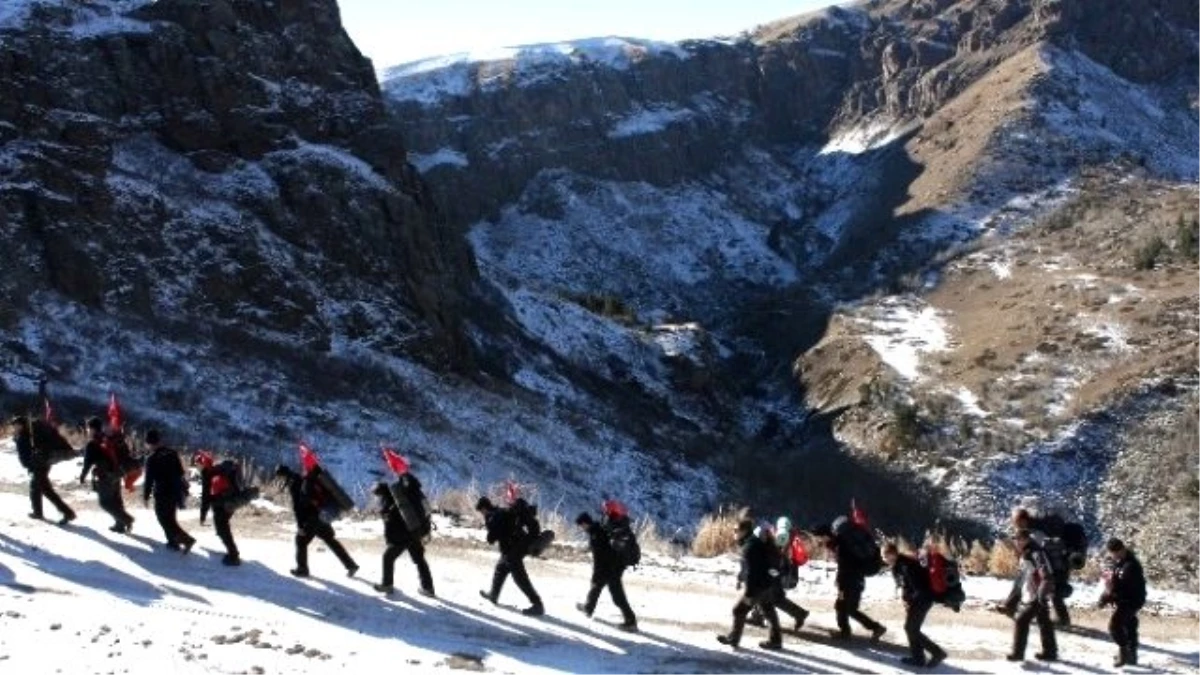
[382,447,409,475]
[850,498,869,528]
[299,442,320,474]
[107,392,123,431]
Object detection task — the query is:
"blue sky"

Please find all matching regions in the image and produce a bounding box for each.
[337,0,838,68]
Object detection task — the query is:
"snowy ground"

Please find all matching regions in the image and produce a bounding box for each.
[0,451,1197,674]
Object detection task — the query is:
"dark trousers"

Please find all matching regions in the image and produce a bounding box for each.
[96,478,133,528]
[30,468,73,519]
[213,507,239,558]
[750,586,808,626]
[836,587,883,636]
[1109,606,1139,662]
[904,600,944,661]
[489,554,541,606]
[1012,601,1058,658]
[295,520,357,573]
[583,567,636,625]
[729,589,781,646]
[381,538,434,592]
[153,499,194,547]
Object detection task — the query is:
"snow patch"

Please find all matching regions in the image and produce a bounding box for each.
[0,0,154,36]
[855,297,952,381]
[608,107,694,139]
[820,119,911,155]
[408,148,469,173]
[955,386,988,417]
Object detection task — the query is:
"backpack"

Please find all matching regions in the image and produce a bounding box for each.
[1060,522,1088,569]
[833,515,883,576]
[922,550,965,610]
[214,460,258,512]
[30,419,75,465]
[389,476,433,538]
[606,516,642,568]
[509,498,541,541]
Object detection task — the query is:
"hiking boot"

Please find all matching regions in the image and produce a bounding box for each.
[346,565,359,578]
[165,542,181,551]
[901,656,927,666]
[716,635,740,649]
[290,568,310,578]
[58,511,76,525]
[28,512,44,520]
[927,649,947,668]
[1034,652,1057,662]
[109,523,127,533]
[1113,654,1126,668]
[221,555,241,567]
[521,604,544,617]
[181,538,195,555]
[373,584,394,594]
[1005,654,1023,662]
[794,609,810,632]
[418,587,435,598]
[617,622,638,633]
[759,640,783,651]
[870,625,888,643]
[479,590,497,604]
[575,603,592,617]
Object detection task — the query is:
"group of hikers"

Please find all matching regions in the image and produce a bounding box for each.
[9,407,1149,670]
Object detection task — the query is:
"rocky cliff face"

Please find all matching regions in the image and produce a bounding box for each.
[0,0,475,365]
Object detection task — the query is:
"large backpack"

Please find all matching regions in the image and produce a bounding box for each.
[388,476,432,538]
[833,515,883,576]
[606,516,642,568]
[922,550,965,611]
[30,419,75,465]
[1060,522,1088,569]
[214,460,258,512]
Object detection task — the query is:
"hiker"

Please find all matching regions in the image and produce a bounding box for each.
[884,542,947,667]
[1099,537,1146,667]
[79,417,134,533]
[813,519,887,642]
[717,519,784,651]
[476,496,544,616]
[1004,529,1058,662]
[371,477,435,597]
[142,429,196,553]
[11,416,75,524]
[194,451,242,566]
[1012,507,1078,626]
[748,517,810,632]
[575,511,637,631]
[274,465,358,578]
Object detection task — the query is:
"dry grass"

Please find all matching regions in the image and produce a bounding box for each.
[988,540,1021,578]
[691,505,748,558]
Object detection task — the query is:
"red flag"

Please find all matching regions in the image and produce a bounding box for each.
[504,480,519,504]
[382,447,409,475]
[850,498,868,528]
[43,398,56,425]
[299,442,320,474]
[602,499,628,519]
[107,392,123,431]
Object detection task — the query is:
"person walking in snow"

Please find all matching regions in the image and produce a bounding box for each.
[884,542,947,667]
[142,429,195,553]
[274,465,358,578]
[371,478,435,597]
[748,517,810,633]
[1004,528,1059,663]
[1011,507,1076,626]
[476,496,544,616]
[717,519,784,651]
[79,417,134,533]
[194,451,242,566]
[574,511,637,631]
[1099,537,1146,667]
[813,520,887,643]
[11,416,75,525]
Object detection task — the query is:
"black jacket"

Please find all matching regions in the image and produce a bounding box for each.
[280,469,321,526]
[1029,515,1066,539]
[377,488,412,546]
[199,464,236,522]
[832,537,866,592]
[737,533,776,595]
[1102,553,1147,610]
[14,430,36,471]
[484,502,539,557]
[584,520,620,578]
[80,436,119,483]
[143,446,186,504]
[892,553,933,606]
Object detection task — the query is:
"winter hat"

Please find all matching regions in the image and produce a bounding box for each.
[736,518,754,535]
[475,496,494,512]
[1105,537,1126,553]
[372,481,390,497]
[575,512,593,526]
[144,428,161,445]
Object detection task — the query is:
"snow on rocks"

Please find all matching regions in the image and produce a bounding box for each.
[851,296,952,381]
[407,148,469,173]
[819,118,912,156]
[608,106,695,139]
[0,0,155,37]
